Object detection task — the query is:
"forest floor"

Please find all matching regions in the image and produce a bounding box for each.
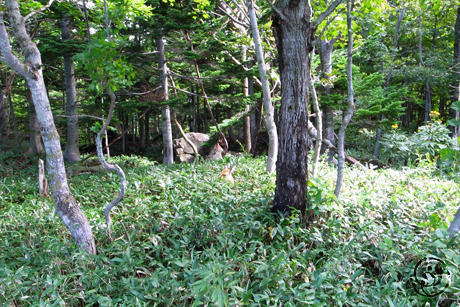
[1,145,460,306]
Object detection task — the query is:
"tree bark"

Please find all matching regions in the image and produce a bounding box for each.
[334,0,355,198]
[61,14,80,163]
[247,0,278,172]
[157,36,174,165]
[0,1,95,254]
[271,0,313,215]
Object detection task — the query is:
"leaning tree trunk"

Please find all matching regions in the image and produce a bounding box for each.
[0,1,96,254]
[271,1,313,215]
[247,0,278,172]
[61,14,80,163]
[157,35,174,165]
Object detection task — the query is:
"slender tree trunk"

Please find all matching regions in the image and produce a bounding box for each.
[319,39,336,161]
[450,7,460,137]
[157,36,174,165]
[0,74,14,142]
[374,7,406,159]
[61,14,80,163]
[0,1,95,254]
[334,0,355,198]
[139,111,145,152]
[310,66,322,178]
[27,89,44,154]
[247,0,278,172]
[144,108,150,147]
[8,92,19,145]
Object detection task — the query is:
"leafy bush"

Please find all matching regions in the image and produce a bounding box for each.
[1,154,460,306]
[381,120,456,166]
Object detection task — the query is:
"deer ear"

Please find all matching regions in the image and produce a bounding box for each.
[230,165,237,173]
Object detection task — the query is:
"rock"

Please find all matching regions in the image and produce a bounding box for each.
[173,132,223,163]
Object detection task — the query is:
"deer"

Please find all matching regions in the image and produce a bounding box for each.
[218,165,237,184]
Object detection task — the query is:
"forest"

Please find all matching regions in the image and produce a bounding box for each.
[1,0,460,305]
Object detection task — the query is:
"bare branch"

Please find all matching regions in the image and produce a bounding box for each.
[24,0,55,22]
[0,12,29,79]
[230,0,250,22]
[218,5,249,28]
[266,0,289,22]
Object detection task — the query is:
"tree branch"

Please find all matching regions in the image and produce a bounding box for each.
[313,0,344,29]
[0,12,29,79]
[24,0,55,22]
[266,0,289,22]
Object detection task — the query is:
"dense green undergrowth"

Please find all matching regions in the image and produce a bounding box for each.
[1,151,460,306]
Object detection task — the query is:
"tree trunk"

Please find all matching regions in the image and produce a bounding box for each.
[319,39,336,161]
[242,45,252,153]
[157,36,174,165]
[334,0,355,198]
[0,2,95,254]
[450,7,460,137]
[8,92,19,145]
[247,0,278,172]
[61,14,80,163]
[27,89,44,154]
[144,108,150,147]
[271,0,313,215]
[139,111,145,152]
[0,89,9,141]
[0,74,14,142]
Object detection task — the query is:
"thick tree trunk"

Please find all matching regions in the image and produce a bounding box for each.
[61,14,80,163]
[0,2,95,254]
[450,7,460,137]
[157,36,174,165]
[271,0,313,215]
[247,0,278,172]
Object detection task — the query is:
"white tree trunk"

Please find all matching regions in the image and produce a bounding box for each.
[247,0,278,173]
[0,1,95,254]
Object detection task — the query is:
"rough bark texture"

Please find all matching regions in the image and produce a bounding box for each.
[271,0,313,215]
[334,0,355,198]
[157,36,174,165]
[247,0,278,172]
[448,205,460,238]
[61,14,80,163]
[0,1,95,254]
